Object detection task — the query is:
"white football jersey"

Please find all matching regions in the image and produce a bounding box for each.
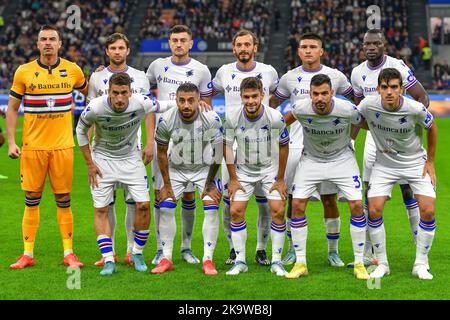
[351,55,418,98]
[274,64,353,149]
[292,97,361,162]
[155,109,223,171]
[212,61,278,112]
[87,65,150,103]
[224,105,289,176]
[146,57,212,101]
[358,95,433,168]
[77,94,162,159]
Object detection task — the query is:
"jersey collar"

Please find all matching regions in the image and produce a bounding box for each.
[37,57,61,74]
[243,104,265,122]
[107,65,129,73]
[367,55,387,70]
[171,57,191,66]
[381,95,404,112]
[236,61,257,72]
[312,98,335,115]
[300,64,323,73]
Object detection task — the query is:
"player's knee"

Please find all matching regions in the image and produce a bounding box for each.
[367,205,382,220]
[25,193,42,207]
[230,207,245,221]
[291,201,306,218]
[400,184,414,201]
[348,200,363,214]
[420,203,435,220]
[55,193,70,202]
[25,191,42,199]
[136,202,150,212]
[182,192,195,201]
[95,206,109,217]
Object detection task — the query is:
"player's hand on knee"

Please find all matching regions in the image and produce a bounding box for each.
[88,164,102,188]
[142,143,154,165]
[8,144,20,159]
[270,179,288,200]
[202,183,222,203]
[228,179,245,201]
[159,184,176,202]
[198,100,212,112]
[423,160,436,187]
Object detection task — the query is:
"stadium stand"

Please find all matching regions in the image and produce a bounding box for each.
[138,0,272,47]
[0,0,137,91]
[285,0,414,80]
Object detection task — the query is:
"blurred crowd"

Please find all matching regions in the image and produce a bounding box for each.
[0,0,136,91]
[139,0,272,48]
[285,0,416,80]
[434,60,450,90]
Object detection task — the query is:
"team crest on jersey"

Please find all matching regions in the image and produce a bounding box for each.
[231,74,236,80]
[399,116,407,124]
[333,118,341,126]
[297,76,302,83]
[105,116,111,122]
[46,97,55,109]
[307,118,313,124]
[59,69,67,77]
[164,66,169,72]
[130,112,137,119]
[375,112,381,119]
[186,70,194,77]
[34,72,40,78]
[385,138,394,148]
[103,79,108,85]
[362,75,367,81]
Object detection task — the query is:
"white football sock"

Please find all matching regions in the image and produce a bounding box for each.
[181,198,196,251]
[270,221,286,263]
[256,197,271,251]
[230,220,247,263]
[415,219,436,265]
[404,199,420,244]
[350,213,367,264]
[290,217,308,264]
[324,217,340,253]
[368,216,388,265]
[222,196,234,249]
[158,202,177,261]
[202,205,219,262]
[125,201,136,253]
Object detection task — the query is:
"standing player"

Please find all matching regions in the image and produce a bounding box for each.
[7,25,87,269]
[350,29,430,266]
[213,29,279,266]
[146,25,212,265]
[270,33,355,267]
[283,74,369,280]
[153,83,222,275]
[76,73,176,275]
[357,68,437,280]
[224,77,289,276]
[87,33,151,266]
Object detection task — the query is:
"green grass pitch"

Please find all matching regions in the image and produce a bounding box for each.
[0,116,449,300]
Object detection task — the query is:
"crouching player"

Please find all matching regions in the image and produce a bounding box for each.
[76,72,176,276]
[153,83,223,275]
[284,74,369,280]
[358,68,437,280]
[224,77,289,276]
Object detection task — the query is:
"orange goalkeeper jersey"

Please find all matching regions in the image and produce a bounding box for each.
[10,57,87,150]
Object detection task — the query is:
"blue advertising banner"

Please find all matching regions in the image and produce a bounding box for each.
[2,94,450,117]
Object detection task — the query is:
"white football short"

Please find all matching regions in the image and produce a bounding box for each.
[232,169,283,201]
[91,155,150,208]
[168,166,221,201]
[367,162,436,199]
[291,155,363,201]
[152,140,195,192]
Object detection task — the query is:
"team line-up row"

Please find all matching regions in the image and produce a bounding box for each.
[4,25,436,281]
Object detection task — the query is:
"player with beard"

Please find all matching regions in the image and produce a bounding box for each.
[270,33,355,268]
[349,29,430,268]
[87,33,152,267]
[146,25,213,266]
[212,30,279,266]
